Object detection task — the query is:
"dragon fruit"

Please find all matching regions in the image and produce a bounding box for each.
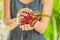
[20,11,38,27]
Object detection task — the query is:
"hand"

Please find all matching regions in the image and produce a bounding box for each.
[20,24,34,31]
[17,8,36,31]
[17,8,32,23]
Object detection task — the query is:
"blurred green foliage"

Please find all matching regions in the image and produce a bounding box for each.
[0,0,60,40]
[44,0,60,40]
[0,0,2,19]
[53,0,60,40]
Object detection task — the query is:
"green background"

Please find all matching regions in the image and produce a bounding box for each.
[0,0,2,19]
[0,0,60,40]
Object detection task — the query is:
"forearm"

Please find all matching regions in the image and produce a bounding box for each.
[3,18,19,30]
[3,0,19,30]
[34,11,51,34]
[34,0,53,34]
[41,0,53,23]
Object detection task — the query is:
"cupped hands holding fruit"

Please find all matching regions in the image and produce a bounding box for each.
[17,8,40,31]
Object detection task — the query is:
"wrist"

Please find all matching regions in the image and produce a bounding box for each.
[34,21,47,29]
[33,21,40,28]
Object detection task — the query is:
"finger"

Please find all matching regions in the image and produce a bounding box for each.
[20,8,31,13]
[24,24,29,31]
[21,25,25,31]
[18,16,24,20]
[23,13,28,16]
[20,25,22,28]
[18,11,24,16]
[18,17,24,22]
[17,16,24,24]
[27,24,33,30]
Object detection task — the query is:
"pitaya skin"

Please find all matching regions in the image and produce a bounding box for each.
[30,18,38,27]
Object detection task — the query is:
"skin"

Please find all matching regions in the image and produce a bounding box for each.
[19,0,34,4]
[3,0,53,34]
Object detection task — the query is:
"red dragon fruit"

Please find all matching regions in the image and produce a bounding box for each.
[20,11,38,27]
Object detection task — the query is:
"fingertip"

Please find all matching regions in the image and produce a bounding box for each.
[20,25,22,28]
[22,29,25,31]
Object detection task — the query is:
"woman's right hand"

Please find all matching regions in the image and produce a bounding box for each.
[17,8,33,24]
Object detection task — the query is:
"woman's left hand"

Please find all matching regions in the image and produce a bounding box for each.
[20,24,34,31]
